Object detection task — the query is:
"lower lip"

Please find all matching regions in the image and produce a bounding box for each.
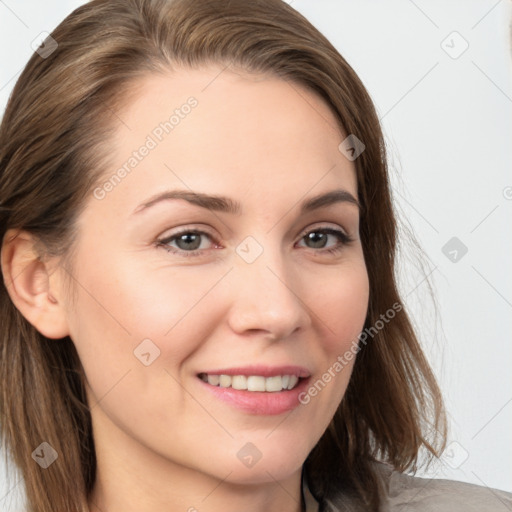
[196,376,311,415]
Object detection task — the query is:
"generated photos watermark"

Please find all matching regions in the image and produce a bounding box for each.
[298,301,403,405]
[93,96,198,200]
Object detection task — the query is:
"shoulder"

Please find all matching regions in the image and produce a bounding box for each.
[373,462,512,512]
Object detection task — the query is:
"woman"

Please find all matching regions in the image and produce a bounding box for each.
[0,1,510,511]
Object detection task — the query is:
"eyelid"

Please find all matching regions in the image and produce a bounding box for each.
[297,222,350,239]
[157,225,217,243]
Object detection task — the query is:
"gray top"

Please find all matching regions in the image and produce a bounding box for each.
[302,462,512,511]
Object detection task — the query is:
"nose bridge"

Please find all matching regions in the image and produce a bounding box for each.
[227,234,310,338]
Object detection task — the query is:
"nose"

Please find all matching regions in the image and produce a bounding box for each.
[226,243,311,341]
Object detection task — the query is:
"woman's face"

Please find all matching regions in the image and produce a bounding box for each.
[58,65,369,486]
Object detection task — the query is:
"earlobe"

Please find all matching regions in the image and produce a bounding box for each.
[1,229,70,339]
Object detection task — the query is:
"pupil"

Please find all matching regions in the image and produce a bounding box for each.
[178,233,201,250]
[307,232,326,248]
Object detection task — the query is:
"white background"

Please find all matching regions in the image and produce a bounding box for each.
[1,0,511,509]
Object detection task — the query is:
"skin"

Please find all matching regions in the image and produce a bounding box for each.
[2,65,369,512]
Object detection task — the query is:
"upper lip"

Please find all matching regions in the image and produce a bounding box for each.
[198,365,311,378]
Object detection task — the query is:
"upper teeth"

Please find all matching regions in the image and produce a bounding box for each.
[200,374,300,392]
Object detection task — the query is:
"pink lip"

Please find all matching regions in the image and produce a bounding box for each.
[197,376,310,415]
[197,365,311,378]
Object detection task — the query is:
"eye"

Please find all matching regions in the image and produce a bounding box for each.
[156,229,217,257]
[296,227,353,254]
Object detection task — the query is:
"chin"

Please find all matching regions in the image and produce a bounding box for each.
[202,445,307,486]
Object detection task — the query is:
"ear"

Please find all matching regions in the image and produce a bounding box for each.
[1,229,70,339]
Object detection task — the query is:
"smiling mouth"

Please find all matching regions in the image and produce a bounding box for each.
[197,372,303,392]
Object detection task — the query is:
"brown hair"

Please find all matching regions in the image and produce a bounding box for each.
[0,0,446,511]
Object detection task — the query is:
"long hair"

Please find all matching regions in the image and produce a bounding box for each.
[0,1,446,511]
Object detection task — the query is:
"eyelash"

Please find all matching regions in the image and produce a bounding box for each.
[155,226,354,258]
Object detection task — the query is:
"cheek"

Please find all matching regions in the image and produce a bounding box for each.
[65,254,230,386]
[315,259,370,352]
[300,260,369,414]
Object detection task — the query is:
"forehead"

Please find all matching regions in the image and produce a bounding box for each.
[92,64,357,216]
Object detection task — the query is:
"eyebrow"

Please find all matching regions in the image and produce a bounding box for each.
[132,188,360,216]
